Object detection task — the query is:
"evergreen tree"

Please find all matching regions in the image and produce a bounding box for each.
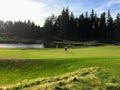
[44,14,59,41]
[93,13,99,40]
[99,12,106,40]
[114,13,120,41]
[57,8,70,40]
[106,10,115,41]
[0,21,5,37]
[68,12,76,40]
[77,13,85,40]
[89,9,95,39]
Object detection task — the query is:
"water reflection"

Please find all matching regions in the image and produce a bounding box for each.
[0,44,44,48]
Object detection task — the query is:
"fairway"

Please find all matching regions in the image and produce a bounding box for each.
[0,46,120,89]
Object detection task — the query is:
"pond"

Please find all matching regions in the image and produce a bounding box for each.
[0,43,44,48]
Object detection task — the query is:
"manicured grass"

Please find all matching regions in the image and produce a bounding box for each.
[0,46,120,88]
[0,45,120,59]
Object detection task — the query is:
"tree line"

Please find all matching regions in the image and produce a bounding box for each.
[0,20,43,40]
[0,8,120,43]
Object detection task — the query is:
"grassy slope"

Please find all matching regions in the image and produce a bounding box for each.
[24,67,120,90]
[0,46,120,87]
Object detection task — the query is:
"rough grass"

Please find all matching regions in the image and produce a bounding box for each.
[0,46,120,89]
[23,67,120,90]
[1,67,120,90]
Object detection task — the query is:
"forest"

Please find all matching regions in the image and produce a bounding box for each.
[0,8,120,43]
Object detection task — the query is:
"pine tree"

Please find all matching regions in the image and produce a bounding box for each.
[114,13,120,41]
[99,12,106,40]
[106,10,115,41]
[56,8,70,40]
[69,12,76,40]
[44,14,58,41]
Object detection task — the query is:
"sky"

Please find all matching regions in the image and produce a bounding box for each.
[0,0,120,26]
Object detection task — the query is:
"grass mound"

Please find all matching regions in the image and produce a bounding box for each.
[2,67,119,90]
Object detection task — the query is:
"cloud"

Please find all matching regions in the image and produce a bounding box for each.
[107,0,120,7]
[42,0,83,17]
[0,0,73,26]
[94,5,105,12]
[0,0,119,26]
[0,0,84,26]
[94,0,120,18]
[0,0,50,26]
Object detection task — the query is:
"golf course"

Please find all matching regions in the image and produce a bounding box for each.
[0,45,120,90]
[0,0,120,89]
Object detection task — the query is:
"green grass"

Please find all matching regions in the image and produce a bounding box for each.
[0,46,120,89]
[0,45,120,59]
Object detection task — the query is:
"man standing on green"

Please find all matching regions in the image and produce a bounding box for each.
[64,46,68,51]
